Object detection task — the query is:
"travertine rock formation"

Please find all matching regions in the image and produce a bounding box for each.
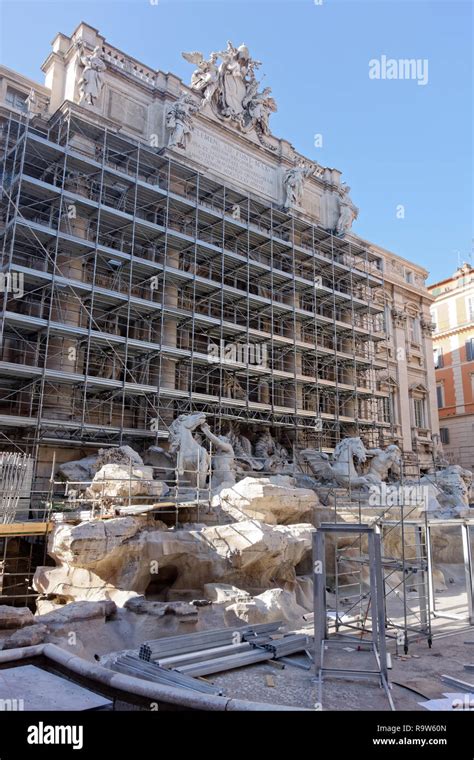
[2,624,49,650]
[0,605,34,629]
[224,588,308,625]
[85,463,169,505]
[218,475,318,524]
[203,583,251,604]
[33,516,313,604]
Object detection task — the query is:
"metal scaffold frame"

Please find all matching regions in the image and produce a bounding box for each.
[313,523,395,711]
[309,450,474,704]
[1,104,391,495]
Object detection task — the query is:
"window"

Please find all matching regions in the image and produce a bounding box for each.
[380,396,391,423]
[433,347,444,369]
[405,270,413,284]
[414,398,425,428]
[5,87,27,112]
[436,385,444,408]
[468,297,474,323]
[440,428,450,445]
[408,317,420,344]
[466,339,474,362]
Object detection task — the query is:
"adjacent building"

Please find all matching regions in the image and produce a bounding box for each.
[0,22,440,493]
[428,263,474,472]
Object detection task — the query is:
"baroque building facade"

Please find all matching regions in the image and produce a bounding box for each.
[0,22,439,491]
[428,263,474,472]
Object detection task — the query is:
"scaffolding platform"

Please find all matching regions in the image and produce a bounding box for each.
[0,521,53,537]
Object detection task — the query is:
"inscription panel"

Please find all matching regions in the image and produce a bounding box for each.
[184,128,278,200]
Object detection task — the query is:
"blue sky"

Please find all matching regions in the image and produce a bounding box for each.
[0,0,472,283]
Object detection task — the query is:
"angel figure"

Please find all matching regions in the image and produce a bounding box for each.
[182,51,219,105]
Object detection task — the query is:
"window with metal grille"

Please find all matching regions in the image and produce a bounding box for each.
[5,88,27,112]
[466,338,474,362]
[414,398,425,428]
[436,385,444,408]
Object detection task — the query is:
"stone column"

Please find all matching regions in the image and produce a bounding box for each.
[259,380,270,404]
[284,292,303,409]
[392,308,412,453]
[154,248,179,426]
[43,251,84,419]
[421,317,440,439]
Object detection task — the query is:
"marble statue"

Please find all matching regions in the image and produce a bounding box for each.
[330,437,368,488]
[182,41,276,147]
[77,45,106,107]
[303,437,368,488]
[302,436,472,517]
[336,184,358,235]
[168,412,211,489]
[216,41,257,120]
[241,80,277,147]
[254,428,290,473]
[223,371,247,400]
[432,433,449,467]
[283,162,314,209]
[25,88,40,116]
[421,465,472,517]
[199,423,236,489]
[365,444,402,483]
[166,92,200,150]
[181,51,219,105]
[227,423,263,472]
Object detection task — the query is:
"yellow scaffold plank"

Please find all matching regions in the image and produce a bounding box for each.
[0,522,53,537]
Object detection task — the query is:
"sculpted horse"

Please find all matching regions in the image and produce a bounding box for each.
[168,412,211,489]
[303,437,369,488]
[331,437,368,488]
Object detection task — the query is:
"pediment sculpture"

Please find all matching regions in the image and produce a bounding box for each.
[182,42,277,149]
[335,183,358,235]
[166,92,200,150]
[283,161,315,209]
[76,43,106,107]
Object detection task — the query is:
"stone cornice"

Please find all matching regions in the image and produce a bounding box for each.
[0,65,50,96]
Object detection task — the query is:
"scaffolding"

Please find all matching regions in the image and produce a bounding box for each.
[310,456,474,698]
[0,103,392,494]
[0,451,33,523]
[0,452,52,608]
[313,523,395,711]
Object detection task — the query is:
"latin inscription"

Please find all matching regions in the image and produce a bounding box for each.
[185,128,278,199]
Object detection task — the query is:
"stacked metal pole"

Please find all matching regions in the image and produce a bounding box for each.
[0,453,32,524]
